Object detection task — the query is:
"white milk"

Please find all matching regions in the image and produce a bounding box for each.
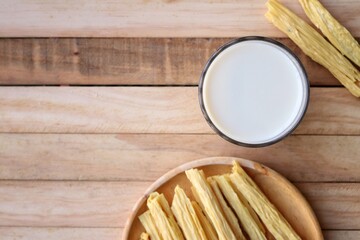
[202,40,308,145]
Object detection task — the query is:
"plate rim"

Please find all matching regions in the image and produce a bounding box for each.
[122,156,323,240]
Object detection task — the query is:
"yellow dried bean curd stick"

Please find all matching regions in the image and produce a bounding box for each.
[229,180,275,239]
[191,187,207,218]
[171,186,208,240]
[140,232,150,240]
[191,185,219,236]
[232,161,259,191]
[190,186,220,240]
[299,0,360,67]
[139,210,163,240]
[214,175,266,240]
[147,192,184,240]
[192,201,218,240]
[265,0,360,97]
[207,177,246,240]
[232,163,275,239]
[186,169,236,240]
[228,177,266,234]
[230,161,301,240]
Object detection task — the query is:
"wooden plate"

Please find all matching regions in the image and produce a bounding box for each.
[122,157,323,240]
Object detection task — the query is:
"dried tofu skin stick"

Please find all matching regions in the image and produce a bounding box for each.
[191,187,206,217]
[185,169,236,240]
[265,0,360,97]
[147,192,184,240]
[230,162,301,240]
[192,201,218,240]
[232,163,275,239]
[221,174,266,235]
[207,177,246,240]
[191,186,220,240]
[139,210,163,240]
[214,175,266,240]
[171,186,208,240]
[140,232,150,240]
[299,0,360,67]
[232,161,259,191]
[228,177,265,234]
[230,180,274,239]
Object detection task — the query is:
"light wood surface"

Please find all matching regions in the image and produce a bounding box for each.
[0,38,349,86]
[0,87,359,134]
[0,0,359,239]
[0,181,149,227]
[1,134,359,182]
[0,0,358,37]
[299,183,360,230]
[0,228,358,240]
[1,181,358,230]
[0,228,123,240]
[320,231,360,240]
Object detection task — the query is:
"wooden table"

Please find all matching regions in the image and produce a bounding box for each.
[0,1,359,239]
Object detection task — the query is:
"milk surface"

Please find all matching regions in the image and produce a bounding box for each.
[203,40,307,144]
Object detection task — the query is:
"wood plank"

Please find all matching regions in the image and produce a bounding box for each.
[0,87,359,134]
[0,181,150,228]
[0,228,358,240]
[0,87,207,134]
[302,88,360,135]
[1,134,359,182]
[0,227,123,240]
[323,231,360,240]
[0,0,358,37]
[296,183,360,230]
[0,182,358,230]
[0,38,343,86]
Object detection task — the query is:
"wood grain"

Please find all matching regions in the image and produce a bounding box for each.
[1,134,359,182]
[0,0,358,37]
[0,38,344,86]
[323,231,360,239]
[0,181,150,228]
[0,228,357,240]
[296,183,360,230]
[0,227,123,240]
[0,181,358,229]
[0,0,358,236]
[0,87,359,134]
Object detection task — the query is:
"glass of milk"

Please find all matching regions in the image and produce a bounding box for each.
[199,36,309,147]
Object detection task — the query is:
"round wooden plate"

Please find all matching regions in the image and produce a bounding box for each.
[122,157,323,240]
